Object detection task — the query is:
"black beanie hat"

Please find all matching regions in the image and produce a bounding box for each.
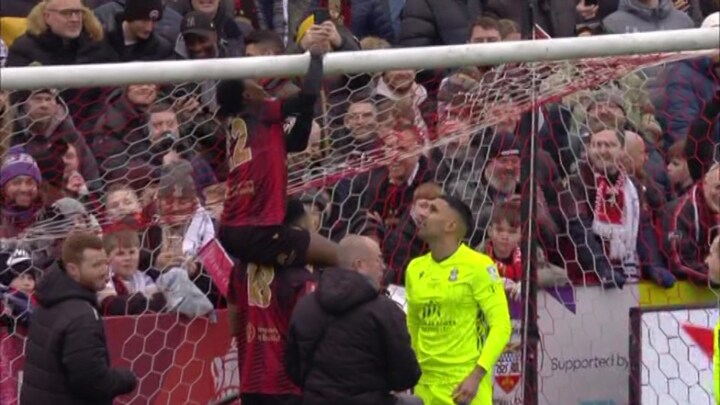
[124,0,164,22]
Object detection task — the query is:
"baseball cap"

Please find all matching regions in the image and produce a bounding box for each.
[181,11,216,38]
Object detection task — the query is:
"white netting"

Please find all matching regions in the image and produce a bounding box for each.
[1,44,718,405]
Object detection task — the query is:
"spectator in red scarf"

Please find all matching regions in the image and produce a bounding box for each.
[0,148,44,238]
[478,200,568,301]
[559,129,674,288]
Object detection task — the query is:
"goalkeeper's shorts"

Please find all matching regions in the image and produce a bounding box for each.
[218,225,310,268]
[414,378,492,405]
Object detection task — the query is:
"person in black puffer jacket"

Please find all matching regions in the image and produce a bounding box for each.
[20,232,137,405]
[399,0,503,46]
[285,235,422,405]
[102,0,175,62]
[6,1,117,133]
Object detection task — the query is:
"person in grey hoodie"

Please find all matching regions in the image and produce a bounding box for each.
[602,0,694,33]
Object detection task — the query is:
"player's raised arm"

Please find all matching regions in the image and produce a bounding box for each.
[284,45,325,152]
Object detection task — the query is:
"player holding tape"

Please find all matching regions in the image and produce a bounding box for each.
[215,45,339,270]
[405,195,512,404]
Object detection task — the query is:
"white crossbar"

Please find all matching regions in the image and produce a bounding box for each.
[1,28,717,90]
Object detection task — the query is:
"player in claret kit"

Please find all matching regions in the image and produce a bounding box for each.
[405,195,511,405]
[228,199,317,405]
[215,45,338,269]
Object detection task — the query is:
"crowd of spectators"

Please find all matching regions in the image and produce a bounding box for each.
[0,0,718,401]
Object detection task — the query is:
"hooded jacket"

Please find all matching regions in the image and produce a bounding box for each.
[12,98,100,190]
[104,12,174,62]
[285,268,421,405]
[602,0,694,33]
[20,263,137,405]
[94,0,183,45]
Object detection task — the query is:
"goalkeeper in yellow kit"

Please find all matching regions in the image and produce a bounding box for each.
[406,195,512,405]
[706,235,719,403]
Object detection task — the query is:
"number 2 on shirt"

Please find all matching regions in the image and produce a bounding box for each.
[229,118,253,170]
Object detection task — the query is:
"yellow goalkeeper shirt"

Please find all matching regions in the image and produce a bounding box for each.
[715,321,719,404]
[406,244,512,394]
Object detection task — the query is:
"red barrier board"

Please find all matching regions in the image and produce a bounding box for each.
[0,310,239,405]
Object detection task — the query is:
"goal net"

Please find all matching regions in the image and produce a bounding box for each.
[0,36,718,405]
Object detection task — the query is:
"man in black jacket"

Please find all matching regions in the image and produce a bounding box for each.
[20,232,137,405]
[103,0,174,62]
[285,235,422,405]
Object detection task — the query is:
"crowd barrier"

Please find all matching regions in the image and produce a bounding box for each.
[0,310,239,405]
[1,281,716,405]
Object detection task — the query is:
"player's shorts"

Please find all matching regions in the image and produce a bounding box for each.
[414,381,491,405]
[218,225,310,268]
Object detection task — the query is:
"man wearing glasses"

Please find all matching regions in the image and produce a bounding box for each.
[7,0,115,67]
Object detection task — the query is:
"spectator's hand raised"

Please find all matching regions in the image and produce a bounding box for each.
[672,0,689,11]
[321,21,342,49]
[242,79,268,102]
[576,0,599,20]
[65,171,87,195]
[175,96,201,119]
[301,24,330,51]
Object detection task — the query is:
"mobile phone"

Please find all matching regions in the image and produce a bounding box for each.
[313,9,330,24]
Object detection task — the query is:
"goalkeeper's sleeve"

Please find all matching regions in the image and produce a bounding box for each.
[714,322,719,404]
[473,261,512,373]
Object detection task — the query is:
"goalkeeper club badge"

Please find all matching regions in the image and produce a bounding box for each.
[449,268,458,282]
[210,339,240,403]
[487,265,500,282]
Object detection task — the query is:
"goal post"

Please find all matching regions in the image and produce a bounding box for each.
[1,28,718,90]
[0,27,719,405]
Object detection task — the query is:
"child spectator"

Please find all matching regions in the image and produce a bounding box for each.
[667,138,694,198]
[98,229,166,316]
[0,250,37,327]
[105,183,144,226]
[478,201,568,300]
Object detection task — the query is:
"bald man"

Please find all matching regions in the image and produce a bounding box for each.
[624,130,666,211]
[285,235,422,405]
[624,130,647,177]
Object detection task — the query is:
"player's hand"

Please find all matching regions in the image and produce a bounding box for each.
[308,42,327,58]
[453,367,485,405]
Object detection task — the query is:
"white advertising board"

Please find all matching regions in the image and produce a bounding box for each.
[537,286,638,405]
[639,308,717,404]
